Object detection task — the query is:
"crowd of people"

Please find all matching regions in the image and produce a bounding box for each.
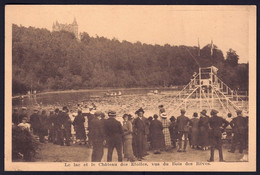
[12,104,249,162]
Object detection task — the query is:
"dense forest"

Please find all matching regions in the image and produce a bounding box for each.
[12,24,248,95]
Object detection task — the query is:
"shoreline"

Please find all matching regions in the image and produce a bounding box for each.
[12,86,182,99]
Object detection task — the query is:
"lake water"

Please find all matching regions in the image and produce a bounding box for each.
[12,88,180,108]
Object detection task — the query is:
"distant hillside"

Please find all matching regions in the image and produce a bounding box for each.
[12,24,248,95]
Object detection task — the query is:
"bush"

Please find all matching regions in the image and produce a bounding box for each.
[12,125,39,161]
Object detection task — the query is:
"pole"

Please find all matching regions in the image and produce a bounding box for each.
[211,67,214,108]
[199,67,202,111]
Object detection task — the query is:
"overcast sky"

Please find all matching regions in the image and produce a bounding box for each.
[6,5,256,63]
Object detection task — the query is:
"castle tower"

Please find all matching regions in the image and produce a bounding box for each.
[52,18,79,39]
[72,17,78,39]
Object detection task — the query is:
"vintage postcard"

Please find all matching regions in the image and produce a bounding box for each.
[5,5,256,171]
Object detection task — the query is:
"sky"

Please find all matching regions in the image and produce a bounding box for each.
[6,5,256,63]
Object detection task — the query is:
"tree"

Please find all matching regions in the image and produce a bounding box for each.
[225,48,239,67]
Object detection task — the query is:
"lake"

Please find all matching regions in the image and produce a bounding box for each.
[12,88,181,117]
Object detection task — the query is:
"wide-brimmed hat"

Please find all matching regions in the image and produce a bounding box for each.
[158,105,164,108]
[161,112,167,118]
[108,110,116,117]
[22,107,27,110]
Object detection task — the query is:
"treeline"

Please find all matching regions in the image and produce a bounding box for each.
[12,24,248,95]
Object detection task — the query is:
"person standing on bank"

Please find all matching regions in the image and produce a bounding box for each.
[90,111,105,162]
[228,110,247,154]
[47,110,56,143]
[190,112,200,149]
[104,110,123,162]
[72,109,86,145]
[38,110,49,143]
[57,106,72,146]
[169,116,177,149]
[198,110,210,150]
[161,113,172,151]
[132,108,146,160]
[208,109,229,162]
[52,108,60,144]
[176,109,190,152]
[29,109,41,137]
[138,108,150,156]
[149,114,164,154]
[122,114,136,162]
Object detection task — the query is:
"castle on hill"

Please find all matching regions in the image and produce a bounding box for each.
[52,18,78,39]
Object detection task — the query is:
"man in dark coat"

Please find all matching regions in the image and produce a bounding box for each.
[140,108,150,156]
[52,108,60,144]
[208,109,229,162]
[176,109,190,152]
[169,116,177,148]
[104,110,123,162]
[48,110,56,143]
[228,110,247,154]
[72,110,86,144]
[57,106,71,146]
[132,108,146,160]
[84,107,95,147]
[198,110,210,150]
[29,109,41,136]
[38,110,49,143]
[149,114,164,154]
[12,108,19,125]
[89,111,105,162]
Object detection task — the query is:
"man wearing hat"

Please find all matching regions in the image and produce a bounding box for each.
[169,116,177,148]
[176,109,190,152]
[208,109,229,162]
[104,110,123,162]
[30,108,41,136]
[48,110,56,143]
[57,106,72,146]
[228,110,247,154]
[52,108,60,144]
[132,108,146,160]
[89,111,105,162]
[198,110,210,150]
[85,106,95,147]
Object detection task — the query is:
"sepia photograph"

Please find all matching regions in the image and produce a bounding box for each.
[5,5,256,171]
